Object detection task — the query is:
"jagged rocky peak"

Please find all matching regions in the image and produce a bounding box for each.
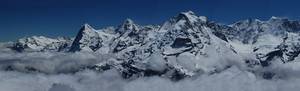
[73,23,98,38]
[117,18,139,34]
[82,23,95,30]
[268,16,300,32]
[69,23,101,52]
[124,18,134,25]
[73,23,98,40]
[69,23,117,52]
[266,16,299,26]
[78,23,96,34]
[159,11,203,33]
[183,11,207,23]
[159,11,232,55]
[179,11,195,17]
[230,16,300,34]
[159,11,216,47]
[176,11,205,24]
[267,16,289,27]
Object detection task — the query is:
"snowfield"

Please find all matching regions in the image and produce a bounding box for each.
[1,11,300,91]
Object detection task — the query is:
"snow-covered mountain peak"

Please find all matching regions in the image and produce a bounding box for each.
[124,18,134,25]
[180,11,195,16]
[267,16,292,26]
[75,23,98,38]
[176,11,202,24]
[12,36,72,52]
[269,16,287,21]
[72,23,98,38]
[69,23,101,52]
[158,11,206,33]
[199,16,208,22]
[270,16,280,20]
[82,23,95,31]
[116,18,139,34]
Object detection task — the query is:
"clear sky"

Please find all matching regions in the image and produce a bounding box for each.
[0,0,300,42]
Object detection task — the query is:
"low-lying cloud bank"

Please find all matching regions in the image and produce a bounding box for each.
[1,52,300,91]
[0,52,112,74]
[1,67,300,91]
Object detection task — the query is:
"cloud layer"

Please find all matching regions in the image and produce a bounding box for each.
[1,52,300,91]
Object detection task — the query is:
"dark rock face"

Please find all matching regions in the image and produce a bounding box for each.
[171,38,192,48]
[69,24,104,52]
[12,42,27,52]
[259,50,284,67]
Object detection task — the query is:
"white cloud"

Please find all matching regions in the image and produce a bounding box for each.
[0,52,110,74]
[1,66,300,91]
[0,52,300,91]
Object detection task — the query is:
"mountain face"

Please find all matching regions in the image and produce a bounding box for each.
[4,11,300,80]
[69,24,116,53]
[224,17,300,65]
[11,36,72,52]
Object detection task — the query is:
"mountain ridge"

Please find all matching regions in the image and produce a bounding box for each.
[2,11,300,80]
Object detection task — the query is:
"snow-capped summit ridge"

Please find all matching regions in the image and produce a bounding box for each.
[269,16,288,21]
[180,11,195,16]
[12,36,72,52]
[176,11,202,23]
[124,18,134,25]
[122,18,136,30]
[80,23,95,31]
[116,18,139,34]
[270,16,280,20]
[69,23,103,52]
[84,23,94,29]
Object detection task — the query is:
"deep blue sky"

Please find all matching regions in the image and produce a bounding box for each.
[0,0,300,42]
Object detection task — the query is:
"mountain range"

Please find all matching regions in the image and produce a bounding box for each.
[2,11,300,80]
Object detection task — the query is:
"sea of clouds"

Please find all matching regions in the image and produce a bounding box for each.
[1,51,300,91]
